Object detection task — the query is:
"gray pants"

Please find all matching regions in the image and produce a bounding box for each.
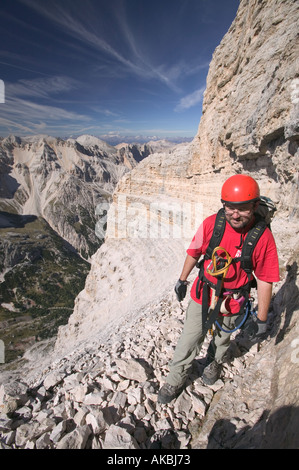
[166,298,240,387]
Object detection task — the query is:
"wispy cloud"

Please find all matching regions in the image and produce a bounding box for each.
[0,58,50,77]
[0,0,239,139]
[1,97,90,124]
[175,87,205,112]
[0,76,91,135]
[7,76,81,100]
[89,105,119,118]
[18,0,186,93]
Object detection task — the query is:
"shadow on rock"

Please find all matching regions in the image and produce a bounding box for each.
[207,405,299,449]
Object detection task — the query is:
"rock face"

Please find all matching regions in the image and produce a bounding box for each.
[116,140,176,169]
[54,142,196,353]
[191,0,299,217]
[1,0,299,450]
[54,237,187,353]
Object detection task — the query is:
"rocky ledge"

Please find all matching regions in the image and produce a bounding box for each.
[0,284,278,450]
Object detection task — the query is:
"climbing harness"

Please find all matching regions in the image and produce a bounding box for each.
[215,298,257,334]
[205,246,233,335]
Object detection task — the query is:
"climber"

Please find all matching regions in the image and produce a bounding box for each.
[158,174,280,405]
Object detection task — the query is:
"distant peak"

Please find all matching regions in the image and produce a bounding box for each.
[3,134,23,145]
[76,134,114,150]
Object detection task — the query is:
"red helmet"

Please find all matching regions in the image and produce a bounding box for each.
[221,175,260,204]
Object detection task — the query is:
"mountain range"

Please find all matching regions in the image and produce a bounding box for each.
[0,134,177,360]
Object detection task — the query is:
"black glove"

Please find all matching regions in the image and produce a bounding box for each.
[243,315,267,340]
[174,279,188,302]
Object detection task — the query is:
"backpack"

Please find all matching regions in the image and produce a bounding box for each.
[197,196,276,334]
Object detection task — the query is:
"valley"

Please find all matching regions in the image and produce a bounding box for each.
[0,212,90,362]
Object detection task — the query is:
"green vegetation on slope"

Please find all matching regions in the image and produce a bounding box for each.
[0,213,90,363]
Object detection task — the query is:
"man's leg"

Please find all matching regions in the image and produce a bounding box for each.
[213,315,238,363]
[158,299,205,403]
[202,314,239,385]
[166,299,205,386]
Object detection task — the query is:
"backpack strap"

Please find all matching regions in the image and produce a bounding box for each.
[196,207,226,298]
[204,208,226,260]
[196,208,226,303]
[235,215,267,278]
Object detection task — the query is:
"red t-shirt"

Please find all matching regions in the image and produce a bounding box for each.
[187,213,280,314]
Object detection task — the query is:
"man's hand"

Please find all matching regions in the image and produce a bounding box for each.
[174,279,189,302]
[243,315,267,340]
[174,255,198,302]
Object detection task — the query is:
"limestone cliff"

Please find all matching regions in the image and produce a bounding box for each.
[191,0,299,217]
[55,143,195,352]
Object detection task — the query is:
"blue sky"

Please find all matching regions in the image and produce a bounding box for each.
[0,0,239,143]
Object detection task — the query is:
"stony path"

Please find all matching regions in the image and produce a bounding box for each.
[0,289,260,449]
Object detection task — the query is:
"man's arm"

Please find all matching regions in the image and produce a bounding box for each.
[174,255,199,302]
[179,254,199,281]
[256,278,273,321]
[242,278,273,340]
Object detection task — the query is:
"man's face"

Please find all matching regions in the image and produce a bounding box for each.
[224,202,257,229]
